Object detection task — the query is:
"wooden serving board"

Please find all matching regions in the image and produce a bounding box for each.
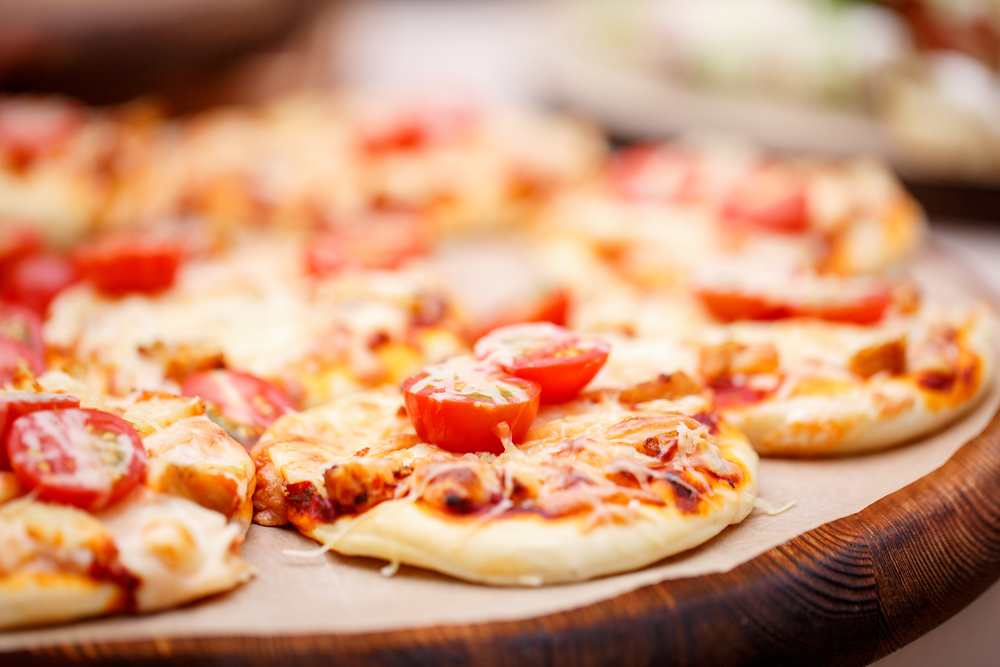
[4,243,1000,666]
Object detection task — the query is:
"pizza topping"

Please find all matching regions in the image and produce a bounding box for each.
[181,370,294,447]
[0,307,45,385]
[720,165,809,234]
[695,273,894,325]
[74,233,184,296]
[474,323,610,403]
[403,356,541,455]
[6,408,147,511]
[609,144,699,203]
[604,372,703,405]
[0,391,81,469]
[0,225,42,279]
[474,287,570,340]
[360,103,476,154]
[849,339,906,378]
[0,97,84,167]
[1,251,80,316]
[306,211,429,275]
[411,460,503,515]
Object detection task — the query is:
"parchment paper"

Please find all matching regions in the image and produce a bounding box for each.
[2,242,998,650]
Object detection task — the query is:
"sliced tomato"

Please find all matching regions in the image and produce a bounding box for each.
[74,233,184,296]
[306,211,429,275]
[696,289,792,323]
[711,381,767,410]
[7,408,146,511]
[474,287,570,341]
[0,97,84,166]
[181,370,294,444]
[0,225,42,280]
[609,144,698,203]
[796,287,892,325]
[361,103,475,154]
[474,322,610,404]
[402,357,541,455]
[0,305,45,376]
[0,251,80,316]
[720,165,809,234]
[0,392,82,470]
[697,284,891,325]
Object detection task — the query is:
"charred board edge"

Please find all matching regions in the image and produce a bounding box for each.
[6,406,1000,667]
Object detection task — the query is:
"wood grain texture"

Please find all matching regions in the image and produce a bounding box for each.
[6,407,1000,666]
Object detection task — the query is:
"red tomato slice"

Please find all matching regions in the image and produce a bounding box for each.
[361,104,475,154]
[711,381,768,410]
[609,144,699,203]
[0,304,45,376]
[796,288,892,325]
[306,211,429,275]
[0,392,81,469]
[696,289,793,323]
[720,166,809,234]
[74,233,184,296]
[403,357,541,455]
[474,287,570,341]
[7,408,146,511]
[0,97,84,166]
[181,370,294,440]
[0,225,42,280]
[474,322,610,404]
[697,284,891,325]
[0,252,79,316]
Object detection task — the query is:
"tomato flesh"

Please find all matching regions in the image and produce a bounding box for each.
[475,287,570,341]
[403,357,541,455]
[609,144,698,203]
[361,104,475,154]
[181,370,294,445]
[0,392,81,470]
[74,233,184,296]
[0,225,42,280]
[1,252,79,316]
[7,408,146,511]
[306,211,429,276]
[0,97,83,166]
[720,166,809,234]
[697,285,891,325]
[474,323,610,404]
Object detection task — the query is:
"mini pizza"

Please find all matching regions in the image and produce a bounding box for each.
[42,230,468,411]
[593,301,996,456]
[251,325,757,585]
[0,387,253,629]
[538,138,926,292]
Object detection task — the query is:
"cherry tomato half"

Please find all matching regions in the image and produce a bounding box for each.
[1,251,79,316]
[361,103,475,154]
[74,233,184,296]
[0,225,42,280]
[720,166,809,234]
[7,408,146,511]
[609,144,699,203]
[474,287,570,341]
[181,370,294,445]
[403,357,541,455]
[697,284,891,325]
[0,305,45,376]
[306,211,429,276]
[0,392,81,469]
[0,97,84,166]
[474,322,611,404]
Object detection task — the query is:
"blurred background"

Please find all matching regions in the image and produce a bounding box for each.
[1,0,998,664]
[2,0,1000,216]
